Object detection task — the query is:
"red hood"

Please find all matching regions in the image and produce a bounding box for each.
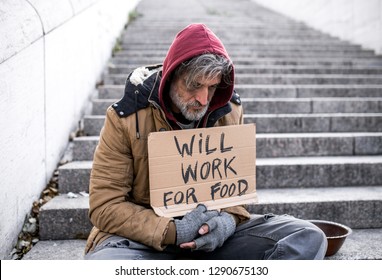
[159,23,234,127]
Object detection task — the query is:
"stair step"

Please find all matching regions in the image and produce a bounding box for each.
[114,50,377,59]
[97,84,382,99]
[118,46,372,55]
[36,186,382,241]
[21,228,382,260]
[235,84,382,98]
[122,42,365,51]
[108,64,382,75]
[91,97,382,115]
[58,156,382,193]
[109,57,382,67]
[256,132,382,157]
[117,42,375,52]
[250,186,382,229]
[242,97,382,114]
[39,194,91,240]
[104,73,382,85]
[22,240,86,260]
[127,24,323,30]
[72,133,382,161]
[257,156,382,188]
[122,38,366,46]
[58,161,92,193]
[124,29,335,37]
[83,115,104,136]
[122,37,350,45]
[83,114,382,136]
[235,74,382,85]
[234,65,382,74]
[244,113,382,133]
[72,136,99,161]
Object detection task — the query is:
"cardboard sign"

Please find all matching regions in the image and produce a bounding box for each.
[148,124,257,217]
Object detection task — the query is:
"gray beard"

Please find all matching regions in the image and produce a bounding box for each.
[170,90,209,121]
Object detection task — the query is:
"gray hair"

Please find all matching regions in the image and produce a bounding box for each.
[173,53,233,89]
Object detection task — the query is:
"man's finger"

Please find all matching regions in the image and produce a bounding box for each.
[179,241,196,249]
[198,224,210,235]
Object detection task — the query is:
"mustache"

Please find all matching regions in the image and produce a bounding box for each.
[187,100,207,107]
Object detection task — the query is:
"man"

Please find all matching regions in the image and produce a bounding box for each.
[84,23,327,259]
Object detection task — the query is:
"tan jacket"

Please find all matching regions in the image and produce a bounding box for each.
[85,71,251,254]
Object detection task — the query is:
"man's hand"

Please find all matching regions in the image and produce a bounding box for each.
[180,212,236,252]
[179,224,209,249]
[175,204,219,245]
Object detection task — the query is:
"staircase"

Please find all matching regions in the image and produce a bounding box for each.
[23,0,382,260]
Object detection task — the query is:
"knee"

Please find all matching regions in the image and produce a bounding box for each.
[300,222,328,259]
[279,217,328,259]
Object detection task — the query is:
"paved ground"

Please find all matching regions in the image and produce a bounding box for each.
[21,228,382,260]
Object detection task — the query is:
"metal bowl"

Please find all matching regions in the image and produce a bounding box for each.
[309,220,352,256]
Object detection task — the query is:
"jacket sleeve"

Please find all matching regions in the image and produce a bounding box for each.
[88,107,172,251]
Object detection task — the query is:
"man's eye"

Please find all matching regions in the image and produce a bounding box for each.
[191,82,202,89]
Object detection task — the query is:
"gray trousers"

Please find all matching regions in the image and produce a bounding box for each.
[84,214,328,260]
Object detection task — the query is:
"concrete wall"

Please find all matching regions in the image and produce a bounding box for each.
[0,0,140,259]
[253,0,382,55]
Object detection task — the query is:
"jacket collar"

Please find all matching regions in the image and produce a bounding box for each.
[113,65,234,129]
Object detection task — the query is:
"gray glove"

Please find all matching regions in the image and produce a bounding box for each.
[193,212,236,252]
[175,204,219,245]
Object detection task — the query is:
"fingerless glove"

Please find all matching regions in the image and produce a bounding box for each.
[194,212,236,252]
[175,204,219,245]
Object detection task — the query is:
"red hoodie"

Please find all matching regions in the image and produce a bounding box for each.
[159,23,235,128]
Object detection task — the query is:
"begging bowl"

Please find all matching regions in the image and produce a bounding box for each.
[309,220,352,256]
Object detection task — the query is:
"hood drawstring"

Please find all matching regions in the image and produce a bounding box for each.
[134,90,140,139]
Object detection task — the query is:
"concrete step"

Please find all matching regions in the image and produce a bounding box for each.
[57,156,382,193]
[21,228,382,260]
[122,36,343,45]
[91,97,382,115]
[128,22,320,29]
[83,115,104,136]
[114,49,377,59]
[108,64,382,75]
[244,113,382,133]
[39,194,91,240]
[36,186,382,241]
[256,132,382,158]
[72,136,99,161]
[103,73,382,85]
[256,156,382,188]
[235,84,382,98]
[71,133,382,161]
[122,37,360,46]
[83,113,382,136]
[122,44,367,53]
[122,42,365,52]
[242,97,382,114]
[131,17,320,28]
[110,56,382,67]
[250,186,382,229]
[235,74,382,85]
[22,240,86,260]
[124,27,335,37]
[97,84,382,99]
[58,161,92,193]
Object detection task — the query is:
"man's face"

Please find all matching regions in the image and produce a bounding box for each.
[169,74,222,121]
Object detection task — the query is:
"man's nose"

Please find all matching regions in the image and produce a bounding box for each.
[194,87,209,106]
